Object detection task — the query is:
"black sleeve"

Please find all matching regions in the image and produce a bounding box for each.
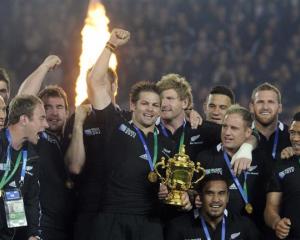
[242,216,262,240]
[23,157,40,238]
[197,121,221,149]
[266,164,282,193]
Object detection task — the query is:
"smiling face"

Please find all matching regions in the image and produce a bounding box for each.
[42,96,68,134]
[201,180,229,220]
[160,89,188,121]
[131,91,161,129]
[250,90,282,127]
[204,94,232,124]
[289,121,300,156]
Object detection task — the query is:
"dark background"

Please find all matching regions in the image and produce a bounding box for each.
[1,0,300,122]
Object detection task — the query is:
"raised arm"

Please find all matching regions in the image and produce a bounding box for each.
[87,28,130,110]
[64,104,91,174]
[18,55,61,95]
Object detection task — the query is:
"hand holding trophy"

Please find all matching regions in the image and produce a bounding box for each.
[154,145,205,206]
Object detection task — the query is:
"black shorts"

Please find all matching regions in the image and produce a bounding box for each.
[90,212,163,240]
[74,212,98,240]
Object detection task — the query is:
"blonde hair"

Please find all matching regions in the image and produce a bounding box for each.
[157,73,193,109]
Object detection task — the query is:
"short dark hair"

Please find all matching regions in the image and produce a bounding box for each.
[38,85,69,111]
[224,104,253,128]
[0,68,10,91]
[293,112,300,121]
[251,82,281,103]
[198,174,229,194]
[209,85,235,104]
[130,81,160,104]
[8,95,43,125]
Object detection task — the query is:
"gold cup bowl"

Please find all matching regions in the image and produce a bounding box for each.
[154,145,205,206]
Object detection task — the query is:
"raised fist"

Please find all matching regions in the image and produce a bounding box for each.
[75,104,92,124]
[42,55,61,71]
[108,28,130,48]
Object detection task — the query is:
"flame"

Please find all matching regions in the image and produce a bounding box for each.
[75,0,117,106]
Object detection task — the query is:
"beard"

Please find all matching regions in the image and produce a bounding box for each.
[255,113,278,127]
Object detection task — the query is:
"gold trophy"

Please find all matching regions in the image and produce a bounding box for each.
[154,145,205,206]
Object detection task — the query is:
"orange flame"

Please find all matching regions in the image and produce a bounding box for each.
[75,0,117,106]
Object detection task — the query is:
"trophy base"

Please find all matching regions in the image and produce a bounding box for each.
[165,190,184,206]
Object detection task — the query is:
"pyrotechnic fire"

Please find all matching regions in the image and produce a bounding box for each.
[75,0,117,106]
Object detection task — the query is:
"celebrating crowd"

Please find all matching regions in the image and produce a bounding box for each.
[102,0,300,119]
[0,27,299,240]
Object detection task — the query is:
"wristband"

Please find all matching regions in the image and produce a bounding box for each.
[231,142,253,164]
[105,42,116,52]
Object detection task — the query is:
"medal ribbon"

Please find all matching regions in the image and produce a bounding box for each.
[201,215,225,240]
[223,151,249,207]
[134,126,158,171]
[160,120,186,151]
[272,127,279,160]
[0,129,27,190]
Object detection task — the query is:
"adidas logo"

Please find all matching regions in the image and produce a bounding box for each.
[139,154,148,160]
[9,181,16,187]
[229,183,237,190]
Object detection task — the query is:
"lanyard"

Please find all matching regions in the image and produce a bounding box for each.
[133,126,158,171]
[223,151,249,205]
[0,129,28,189]
[272,127,279,160]
[160,120,186,151]
[201,216,225,240]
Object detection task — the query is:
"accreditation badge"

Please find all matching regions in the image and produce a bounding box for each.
[3,189,27,228]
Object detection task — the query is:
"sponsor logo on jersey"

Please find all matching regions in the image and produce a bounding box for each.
[84,128,101,136]
[118,124,136,138]
[206,168,223,175]
[279,167,295,179]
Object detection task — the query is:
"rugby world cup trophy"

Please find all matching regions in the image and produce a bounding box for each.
[154,145,205,206]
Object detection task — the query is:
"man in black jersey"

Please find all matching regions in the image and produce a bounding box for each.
[0,95,48,240]
[196,105,271,232]
[18,58,75,240]
[165,174,260,240]
[87,28,191,239]
[63,68,118,240]
[264,112,300,239]
[250,82,291,162]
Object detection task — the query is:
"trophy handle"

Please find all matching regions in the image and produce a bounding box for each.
[192,162,206,185]
[154,157,166,184]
